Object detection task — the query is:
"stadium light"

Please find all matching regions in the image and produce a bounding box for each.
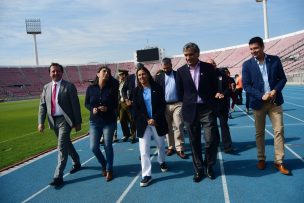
[25,19,41,65]
[256,0,269,39]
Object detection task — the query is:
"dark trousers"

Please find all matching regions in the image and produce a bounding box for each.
[245,92,250,109]
[216,110,232,150]
[184,104,219,174]
[236,88,243,104]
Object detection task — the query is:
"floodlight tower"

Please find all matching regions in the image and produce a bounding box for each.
[256,0,269,39]
[25,19,41,65]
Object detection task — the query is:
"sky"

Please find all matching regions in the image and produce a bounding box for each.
[0,0,303,66]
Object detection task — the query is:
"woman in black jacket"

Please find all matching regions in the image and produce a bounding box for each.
[133,66,168,187]
[85,65,119,182]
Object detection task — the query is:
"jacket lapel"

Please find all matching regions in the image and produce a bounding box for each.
[251,58,263,80]
[265,56,272,80]
[184,66,198,93]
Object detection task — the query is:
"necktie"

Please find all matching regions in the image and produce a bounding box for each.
[51,83,57,116]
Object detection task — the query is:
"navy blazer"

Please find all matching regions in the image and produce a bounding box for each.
[242,55,287,110]
[176,61,218,123]
[133,82,168,138]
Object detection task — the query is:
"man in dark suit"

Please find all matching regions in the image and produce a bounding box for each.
[155,57,186,159]
[38,62,82,186]
[206,59,234,153]
[242,36,290,175]
[176,42,220,182]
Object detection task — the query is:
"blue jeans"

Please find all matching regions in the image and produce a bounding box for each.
[89,121,116,171]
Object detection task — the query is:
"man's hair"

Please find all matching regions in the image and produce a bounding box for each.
[49,62,64,72]
[183,42,200,53]
[162,57,172,64]
[136,62,145,69]
[249,36,264,47]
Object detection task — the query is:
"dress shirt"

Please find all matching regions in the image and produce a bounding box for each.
[164,71,179,103]
[143,87,152,118]
[52,79,64,116]
[255,55,271,94]
[188,61,203,103]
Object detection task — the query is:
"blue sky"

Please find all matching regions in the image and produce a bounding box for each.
[0,0,303,66]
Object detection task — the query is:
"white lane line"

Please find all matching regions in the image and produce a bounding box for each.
[229,123,303,129]
[0,136,89,176]
[284,95,302,100]
[0,121,89,144]
[116,150,158,203]
[285,101,304,108]
[283,112,304,123]
[21,156,95,203]
[21,141,117,203]
[0,131,38,144]
[218,149,230,203]
[236,106,304,163]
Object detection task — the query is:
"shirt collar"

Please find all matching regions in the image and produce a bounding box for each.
[52,79,62,86]
[254,54,267,65]
[187,61,200,70]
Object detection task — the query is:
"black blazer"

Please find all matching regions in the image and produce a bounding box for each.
[121,74,136,101]
[85,77,119,123]
[215,69,231,114]
[176,61,218,123]
[154,71,177,98]
[133,82,168,138]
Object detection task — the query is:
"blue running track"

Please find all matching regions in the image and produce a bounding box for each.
[1,85,303,203]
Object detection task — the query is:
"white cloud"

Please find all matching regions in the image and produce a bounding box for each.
[0,0,303,65]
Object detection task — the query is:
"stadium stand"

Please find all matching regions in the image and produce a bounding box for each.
[0,30,303,100]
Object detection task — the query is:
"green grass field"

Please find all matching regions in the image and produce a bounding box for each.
[0,95,90,170]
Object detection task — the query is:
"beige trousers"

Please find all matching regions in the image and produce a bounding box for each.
[165,102,185,151]
[253,103,285,163]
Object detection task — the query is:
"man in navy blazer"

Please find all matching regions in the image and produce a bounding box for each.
[38,63,82,186]
[242,36,290,175]
[155,58,186,159]
[176,42,220,182]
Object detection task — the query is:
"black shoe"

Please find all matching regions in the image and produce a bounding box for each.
[193,171,204,183]
[224,147,234,154]
[206,166,215,180]
[160,162,168,172]
[130,138,136,144]
[140,176,152,187]
[121,136,129,142]
[49,178,64,186]
[70,163,81,174]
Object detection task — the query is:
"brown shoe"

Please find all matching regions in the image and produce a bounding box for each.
[166,148,174,156]
[106,171,113,182]
[256,160,266,170]
[102,168,106,177]
[176,151,187,159]
[274,163,290,175]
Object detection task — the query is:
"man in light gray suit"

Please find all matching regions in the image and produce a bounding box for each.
[38,62,82,187]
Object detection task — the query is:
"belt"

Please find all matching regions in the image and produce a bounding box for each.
[52,115,64,118]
